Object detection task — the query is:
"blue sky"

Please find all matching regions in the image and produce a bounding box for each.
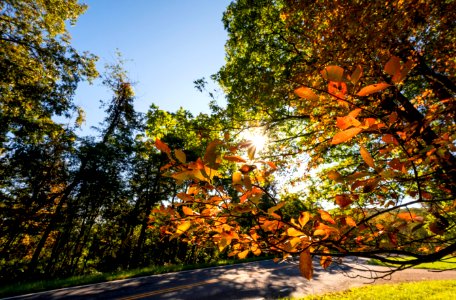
[69,0,231,133]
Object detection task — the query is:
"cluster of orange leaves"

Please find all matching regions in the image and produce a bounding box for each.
[150,56,443,280]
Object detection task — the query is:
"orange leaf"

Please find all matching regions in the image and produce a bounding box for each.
[294,87,319,101]
[321,66,344,82]
[350,65,363,84]
[182,206,193,216]
[299,211,311,227]
[224,155,247,163]
[382,134,399,145]
[336,115,361,130]
[345,216,357,227]
[238,249,249,259]
[331,127,362,145]
[155,139,171,154]
[335,194,353,209]
[176,192,193,201]
[320,255,332,270]
[356,83,391,96]
[174,149,186,163]
[398,212,423,222]
[392,60,414,83]
[319,210,336,224]
[327,170,343,182]
[384,56,401,76]
[348,108,362,118]
[299,249,313,280]
[360,145,375,168]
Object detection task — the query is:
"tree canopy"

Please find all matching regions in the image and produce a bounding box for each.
[155,0,456,279]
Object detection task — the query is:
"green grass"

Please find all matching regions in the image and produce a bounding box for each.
[297,280,456,300]
[368,256,456,270]
[0,255,272,298]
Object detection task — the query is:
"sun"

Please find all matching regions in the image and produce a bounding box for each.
[240,128,268,152]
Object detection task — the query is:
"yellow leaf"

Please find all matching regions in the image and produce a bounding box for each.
[299,211,310,227]
[252,247,262,256]
[268,202,286,216]
[174,149,186,163]
[176,221,191,235]
[360,145,375,168]
[289,236,302,248]
[321,66,344,82]
[287,227,304,237]
[331,127,362,145]
[232,171,242,185]
[299,249,313,280]
[294,86,319,101]
[356,83,391,96]
[182,206,193,216]
[238,249,249,259]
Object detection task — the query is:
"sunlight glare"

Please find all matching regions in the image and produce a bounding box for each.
[241,129,268,152]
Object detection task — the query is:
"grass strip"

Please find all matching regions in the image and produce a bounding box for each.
[368,256,456,270]
[0,255,272,298]
[297,279,456,300]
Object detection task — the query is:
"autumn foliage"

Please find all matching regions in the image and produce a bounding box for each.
[153,0,456,280]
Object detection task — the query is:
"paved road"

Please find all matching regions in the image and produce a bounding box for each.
[5,259,456,299]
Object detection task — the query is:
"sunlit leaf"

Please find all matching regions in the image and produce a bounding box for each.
[319,210,336,224]
[174,149,186,163]
[321,66,344,82]
[176,221,191,235]
[268,202,286,216]
[331,127,362,145]
[289,236,302,248]
[356,83,391,96]
[299,249,313,280]
[232,171,242,185]
[360,145,375,168]
[287,227,304,237]
[155,139,171,154]
[238,249,249,259]
[295,86,319,101]
[299,211,311,227]
[182,206,193,216]
[345,216,357,227]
